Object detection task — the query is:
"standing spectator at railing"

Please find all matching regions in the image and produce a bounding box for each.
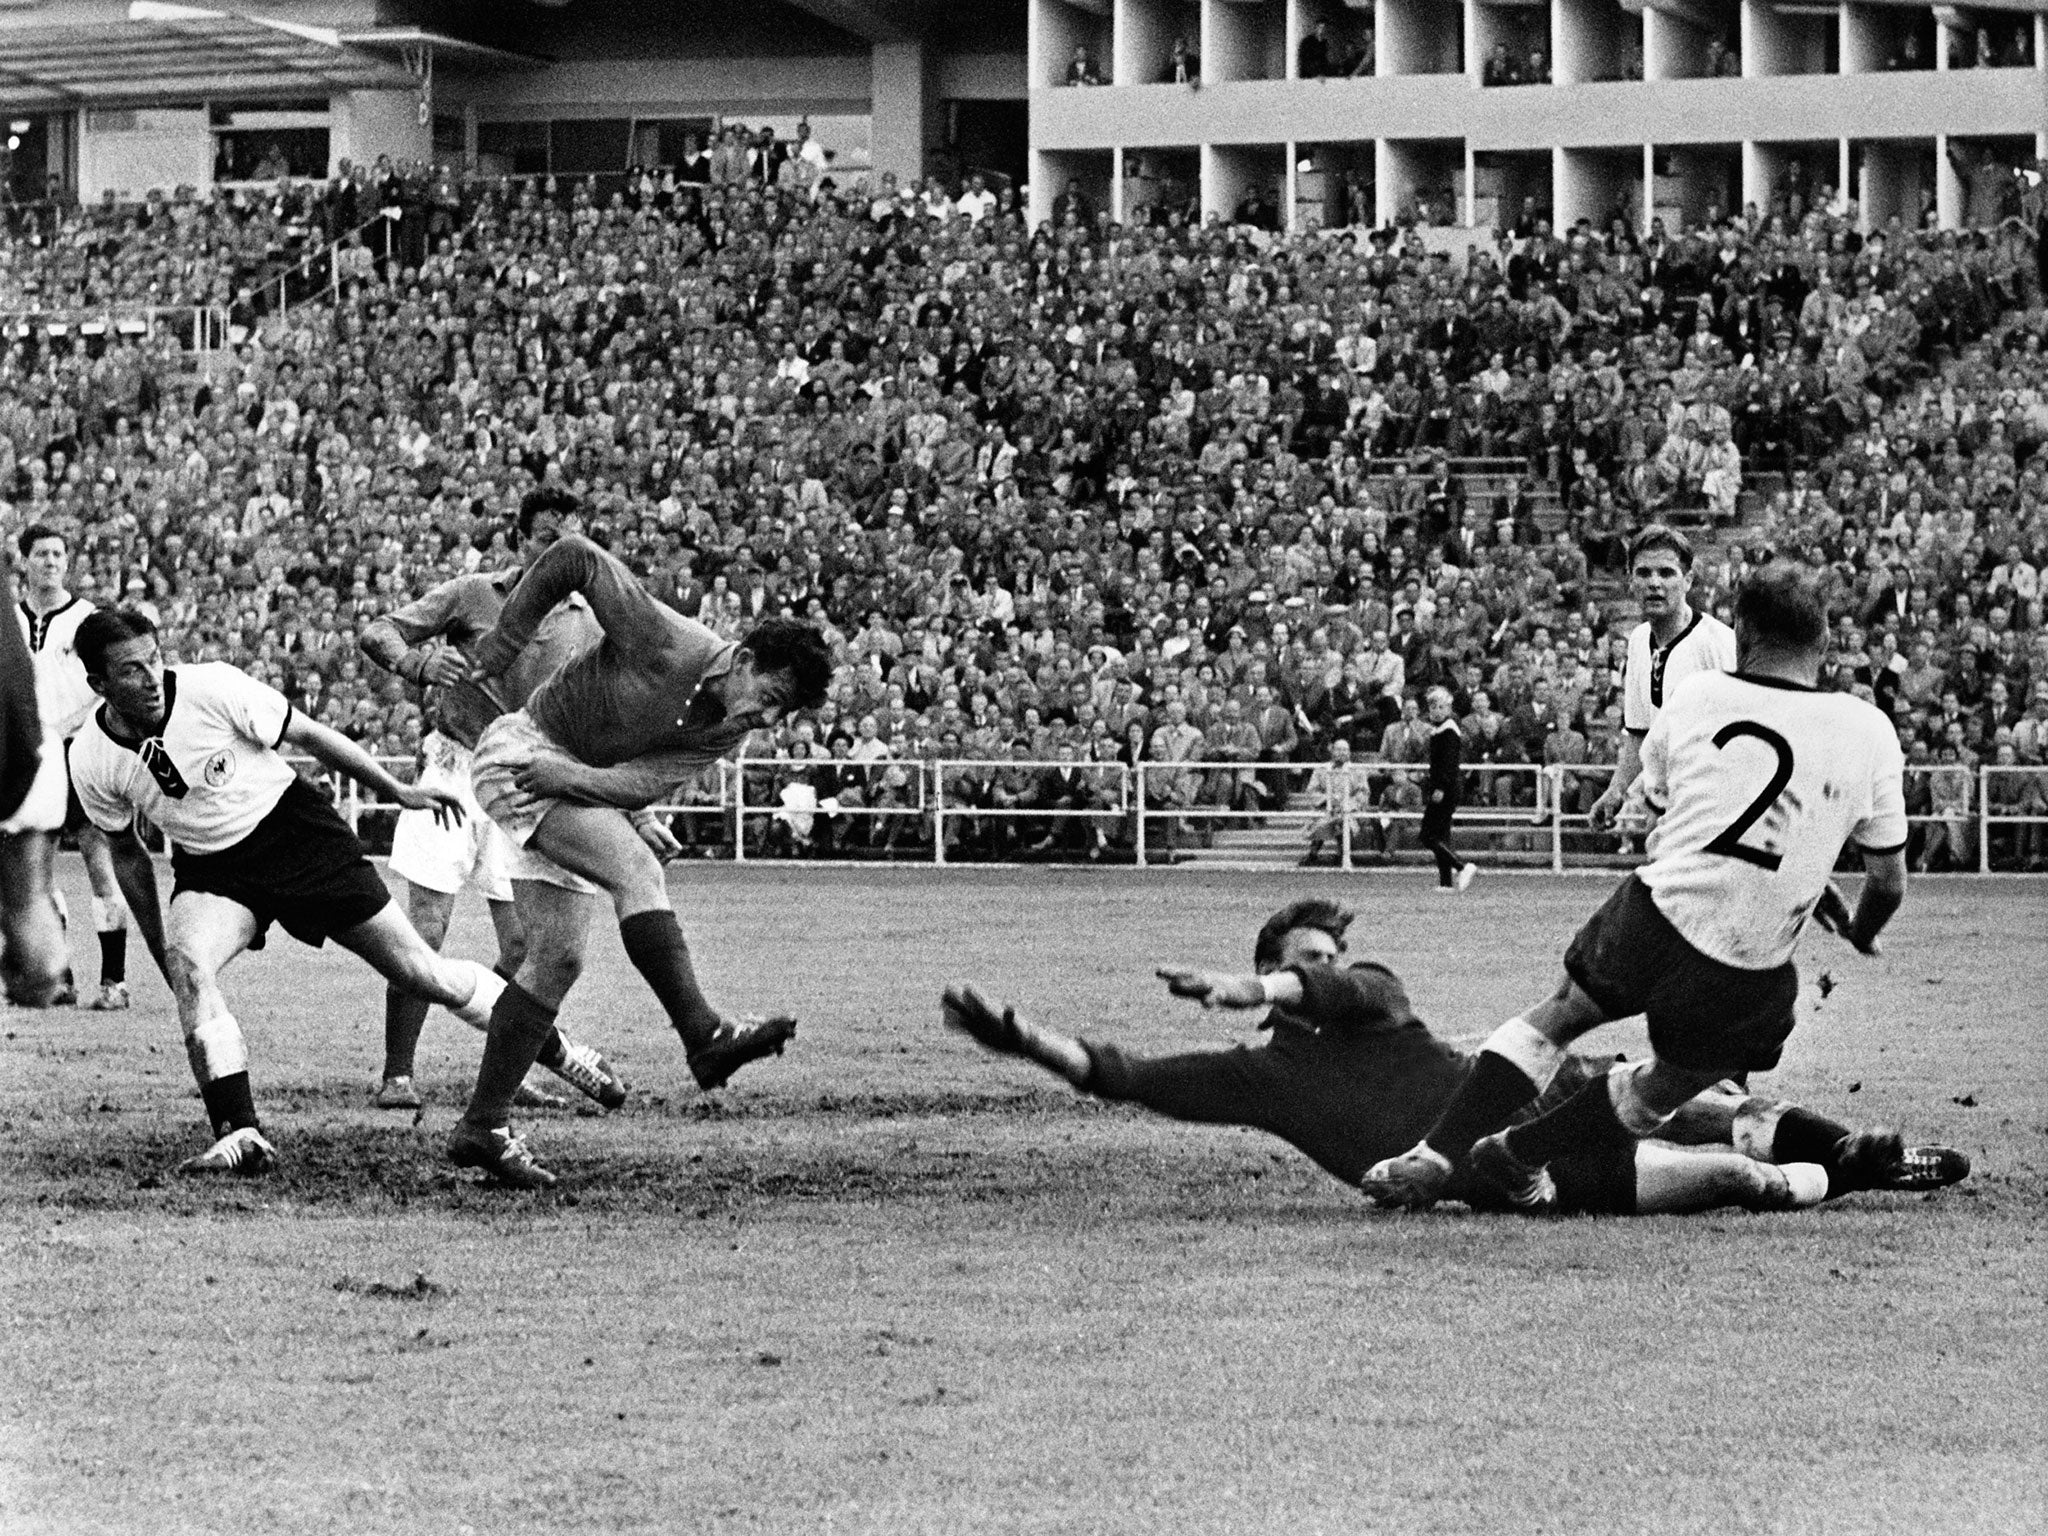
[1027,740,1098,859]
[1168,35,1200,85]
[1301,739,1369,867]
[1145,701,1206,858]
[1201,695,1265,818]
[1541,708,1593,820]
[1065,44,1101,87]
[1918,743,1977,871]
[1985,743,2044,870]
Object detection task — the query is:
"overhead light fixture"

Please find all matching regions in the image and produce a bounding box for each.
[8,120,29,134]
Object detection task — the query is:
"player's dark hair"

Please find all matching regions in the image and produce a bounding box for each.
[16,522,64,559]
[739,617,834,711]
[1628,523,1693,571]
[1733,562,1828,652]
[516,486,579,543]
[75,606,157,679]
[1253,899,1353,971]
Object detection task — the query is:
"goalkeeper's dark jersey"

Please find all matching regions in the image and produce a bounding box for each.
[1082,961,1473,1188]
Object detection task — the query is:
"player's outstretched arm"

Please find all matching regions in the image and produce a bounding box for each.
[280,714,464,826]
[940,985,1091,1086]
[472,535,671,676]
[103,827,171,986]
[1156,967,1300,1011]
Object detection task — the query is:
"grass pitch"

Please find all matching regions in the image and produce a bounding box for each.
[3,863,2043,1535]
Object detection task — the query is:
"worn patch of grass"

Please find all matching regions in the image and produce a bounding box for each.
[2,865,2042,1534]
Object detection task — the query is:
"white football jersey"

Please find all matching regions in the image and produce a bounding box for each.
[69,663,299,855]
[1624,610,1737,735]
[1639,672,1907,970]
[18,595,99,741]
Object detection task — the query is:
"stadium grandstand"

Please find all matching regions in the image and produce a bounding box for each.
[1,0,2044,875]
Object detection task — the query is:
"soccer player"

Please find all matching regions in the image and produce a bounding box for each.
[941,898,1964,1215]
[359,490,624,1113]
[11,524,133,1008]
[1361,563,1913,1210]
[1421,686,1476,891]
[1,558,67,1006]
[67,608,512,1176]
[451,533,832,1188]
[1585,524,1736,832]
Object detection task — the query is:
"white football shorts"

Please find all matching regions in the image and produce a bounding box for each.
[388,732,515,903]
[0,729,67,835]
[469,711,600,895]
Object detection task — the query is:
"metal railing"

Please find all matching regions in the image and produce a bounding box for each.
[0,303,230,354]
[280,755,2046,875]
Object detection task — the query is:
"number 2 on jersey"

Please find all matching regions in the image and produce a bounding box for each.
[1703,721,1794,871]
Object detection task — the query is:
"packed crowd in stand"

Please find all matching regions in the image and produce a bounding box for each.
[3,143,2045,869]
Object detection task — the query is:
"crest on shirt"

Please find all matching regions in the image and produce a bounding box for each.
[203,749,237,789]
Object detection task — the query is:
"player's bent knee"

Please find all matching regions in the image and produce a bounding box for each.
[1606,1061,1679,1138]
[523,950,584,998]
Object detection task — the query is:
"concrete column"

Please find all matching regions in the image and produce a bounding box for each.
[1837,138,1850,218]
[1643,7,1670,81]
[1840,4,1881,75]
[1030,148,1055,224]
[463,101,478,170]
[1285,140,1298,232]
[1287,0,1305,79]
[1111,145,1126,224]
[1935,133,1959,229]
[1464,142,1478,227]
[1741,140,1765,216]
[1464,0,1482,86]
[1642,141,1655,234]
[872,39,932,187]
[1201,142,1224,223]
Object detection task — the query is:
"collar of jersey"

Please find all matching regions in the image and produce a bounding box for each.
[1732,671,1818,693]
[101,669,178,753]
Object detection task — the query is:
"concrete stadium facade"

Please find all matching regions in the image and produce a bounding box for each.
[0,0,2039,235]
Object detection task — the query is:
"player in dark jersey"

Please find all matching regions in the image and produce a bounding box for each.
[449,533,833,1187]
[358,489,622,1113]
[942,899,1969,1215]
[1420,686,1475,892]
[1,558,66,1006]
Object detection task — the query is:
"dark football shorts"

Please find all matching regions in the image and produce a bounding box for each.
[61,738,92,836]
[1564,874,1798,1077]
[1447,1052,1639,1216]
[170,774,391,949]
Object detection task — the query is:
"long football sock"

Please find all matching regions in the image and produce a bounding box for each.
[493,964,570,1070]
[383,989,431,1080]
[461,982,558,1131]
[619,909,719,1052]
[1769,1106,1853,1167]
[97,928,127,987]
[1502,1077,1635,1169]
[1425,1050,1543,1163]
[198,1072,260,1138]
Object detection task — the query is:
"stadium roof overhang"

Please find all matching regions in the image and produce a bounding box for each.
[1622,0,2048,14]
[0,4,539,112]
